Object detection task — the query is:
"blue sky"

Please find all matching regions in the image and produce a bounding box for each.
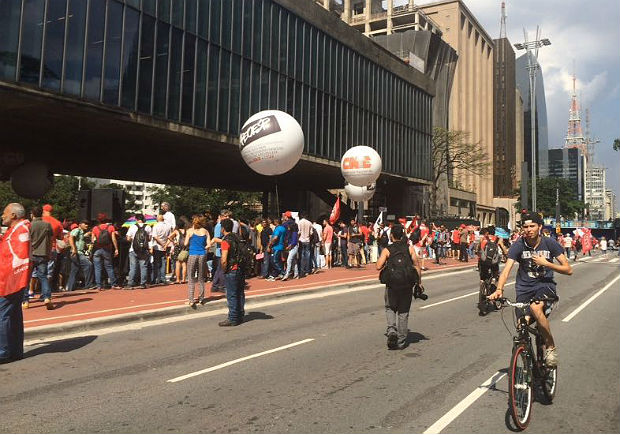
[404,0,620,211]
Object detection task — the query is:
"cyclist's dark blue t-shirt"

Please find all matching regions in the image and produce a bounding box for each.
[508,236,564,297]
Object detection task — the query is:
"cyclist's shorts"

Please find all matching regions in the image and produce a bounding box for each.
[516,285,558,317]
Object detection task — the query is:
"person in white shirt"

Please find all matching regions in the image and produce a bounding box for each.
[126,214,152,288]
[562,233,573,260]
[151,215,172,284]
[161,202,176,232]
[599,236,608,256]
[312,219,323,270]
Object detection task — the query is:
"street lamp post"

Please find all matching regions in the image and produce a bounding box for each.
[514,27,551,213]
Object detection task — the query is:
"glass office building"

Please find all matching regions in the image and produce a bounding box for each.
[0,0,433,181]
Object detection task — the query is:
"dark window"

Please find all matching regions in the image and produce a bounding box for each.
[181,33,195,123]
[167,28,183,120]
[158,0,171,22]
[120,6,139,109]
[250,62,260,115]
[269,70,277,108]
[252,1,261,62]
[209,0,221,45]
[185,0,196,33]
[295,21,302,81]
[285,77,293,114]
[138,15,155,113]
[171,0,183,28]
[260,66,269,111]
[278,10,287,73]
[220,0,231,50]
[303,23,310,84]
[294,81,302,120]
[143,0,156,16]
[277,73,286,110]
[286,14,295,77]
[217,49,230,131]
[125,0,139,8]
[63,0,86,95]
[41,0,67,91]
[270,4,278,70]
[0,0,22,80]
[19,0,45,84]
[197,0,208,37]
[308,88,316,154]
[194,38,207,127]
[83,0,105,100]
[231,0,242,54]
[241,0,251,57]
[153,21,170,117]
[102,0,123,105]
[261,2,270,66]
[240,58,251,123]
[229,54,241,134]
[206,44,219,129]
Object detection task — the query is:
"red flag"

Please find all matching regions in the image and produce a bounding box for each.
[0,219,31,297]
[329,197,341,225]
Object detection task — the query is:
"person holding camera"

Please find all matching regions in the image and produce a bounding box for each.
[376,224,425,350]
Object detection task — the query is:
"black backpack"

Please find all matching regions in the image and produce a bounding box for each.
[380,242,418,289]
[132,224,150,257]
[410,227,421,245]
[224,233,253,276]
[378,229,389,247]
[310,226,319,245]
[481,238,500,265]
[95,224,112,248]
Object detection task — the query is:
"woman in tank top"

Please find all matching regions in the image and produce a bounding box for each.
[168,216,191,285]
[184,215,210,308]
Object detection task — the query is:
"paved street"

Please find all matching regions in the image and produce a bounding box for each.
[2,254,618,433]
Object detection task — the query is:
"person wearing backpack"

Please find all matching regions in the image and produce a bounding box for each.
[376,224,422,350]
[218,218,245,326]
[126,214,152,289]
[478,226,507,285]
[92,213,121,290]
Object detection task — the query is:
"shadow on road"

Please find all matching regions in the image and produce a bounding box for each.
[407,331,429,344]
[24,335,97,358]
[51,298,94,310]
[243,312,274,323]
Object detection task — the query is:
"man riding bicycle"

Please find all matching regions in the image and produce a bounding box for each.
[489,213,572,367]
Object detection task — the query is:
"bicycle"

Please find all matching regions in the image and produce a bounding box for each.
[478,272,500,316]
[495,295,559,430]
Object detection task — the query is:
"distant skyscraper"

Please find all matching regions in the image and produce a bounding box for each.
[547,148,583,201]
[515,52,549,178]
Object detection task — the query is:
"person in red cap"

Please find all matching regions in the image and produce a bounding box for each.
[41,204,63,292]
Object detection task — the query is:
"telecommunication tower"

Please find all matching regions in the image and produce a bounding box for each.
[564,73,586,153]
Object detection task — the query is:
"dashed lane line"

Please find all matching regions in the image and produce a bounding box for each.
[166,338,315,383]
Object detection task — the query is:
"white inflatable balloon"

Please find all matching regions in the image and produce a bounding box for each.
[344,182,376,202]
[10,161,53,199]
[340,145,382,186]
[239,110,304,176]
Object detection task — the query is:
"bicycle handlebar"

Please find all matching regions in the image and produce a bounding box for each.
[494,295,558,309]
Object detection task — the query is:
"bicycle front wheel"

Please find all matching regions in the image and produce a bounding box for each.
[478,282,488,315]
[509,344,533,430]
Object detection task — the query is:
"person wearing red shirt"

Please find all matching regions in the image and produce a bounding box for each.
[41,204,63,291]
[0,203,30,363]
[91,213,120,289]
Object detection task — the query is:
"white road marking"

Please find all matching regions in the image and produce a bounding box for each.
[589,256,606,263]
[419,281,515,310]
[423,371,507,434]
[166,339,315,383]
[562,274,620,322]
[608,257,619,263]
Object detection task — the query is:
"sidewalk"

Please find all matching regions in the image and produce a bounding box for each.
[23,256,475,339]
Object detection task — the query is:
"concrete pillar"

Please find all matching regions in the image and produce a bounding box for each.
[409,0,414,8]
[387,0,393,34]
[343,0,351,22]
[365,0,372,33]
[323,0,330,10]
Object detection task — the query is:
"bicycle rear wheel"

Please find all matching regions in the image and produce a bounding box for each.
[541,365,557,402]
[478,281,488,315]
[509,344,533,430]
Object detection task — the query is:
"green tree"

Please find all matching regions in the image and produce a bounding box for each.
[150,185,261,221]
[613,138,620,151]
[431,127,490,215]
[0,175,94,222]
[515,177,585,218]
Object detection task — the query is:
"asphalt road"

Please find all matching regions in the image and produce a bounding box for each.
[2,254,618,433]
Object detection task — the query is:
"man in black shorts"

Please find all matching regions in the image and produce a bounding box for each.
[489,213,572,367]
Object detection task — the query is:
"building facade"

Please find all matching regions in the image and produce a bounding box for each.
[547,148,584,201]
[1,0,437,217]
[91,178,164,214]
[604,189,616,221]
[586,166,606,220]
[418,0,496,226]
[515,52,549,179]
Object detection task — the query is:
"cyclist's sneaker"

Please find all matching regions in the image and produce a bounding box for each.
[544,347,558,366]
[387,332,398,350]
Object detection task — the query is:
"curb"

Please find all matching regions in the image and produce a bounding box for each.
[25,263,476,341]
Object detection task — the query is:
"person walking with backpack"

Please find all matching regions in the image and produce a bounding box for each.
[92,214,121,290]
[218,218,245,326]
[477,226,507,314]
[376,224,421,350]
[184,216,210,308]
[126,214,152,289]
